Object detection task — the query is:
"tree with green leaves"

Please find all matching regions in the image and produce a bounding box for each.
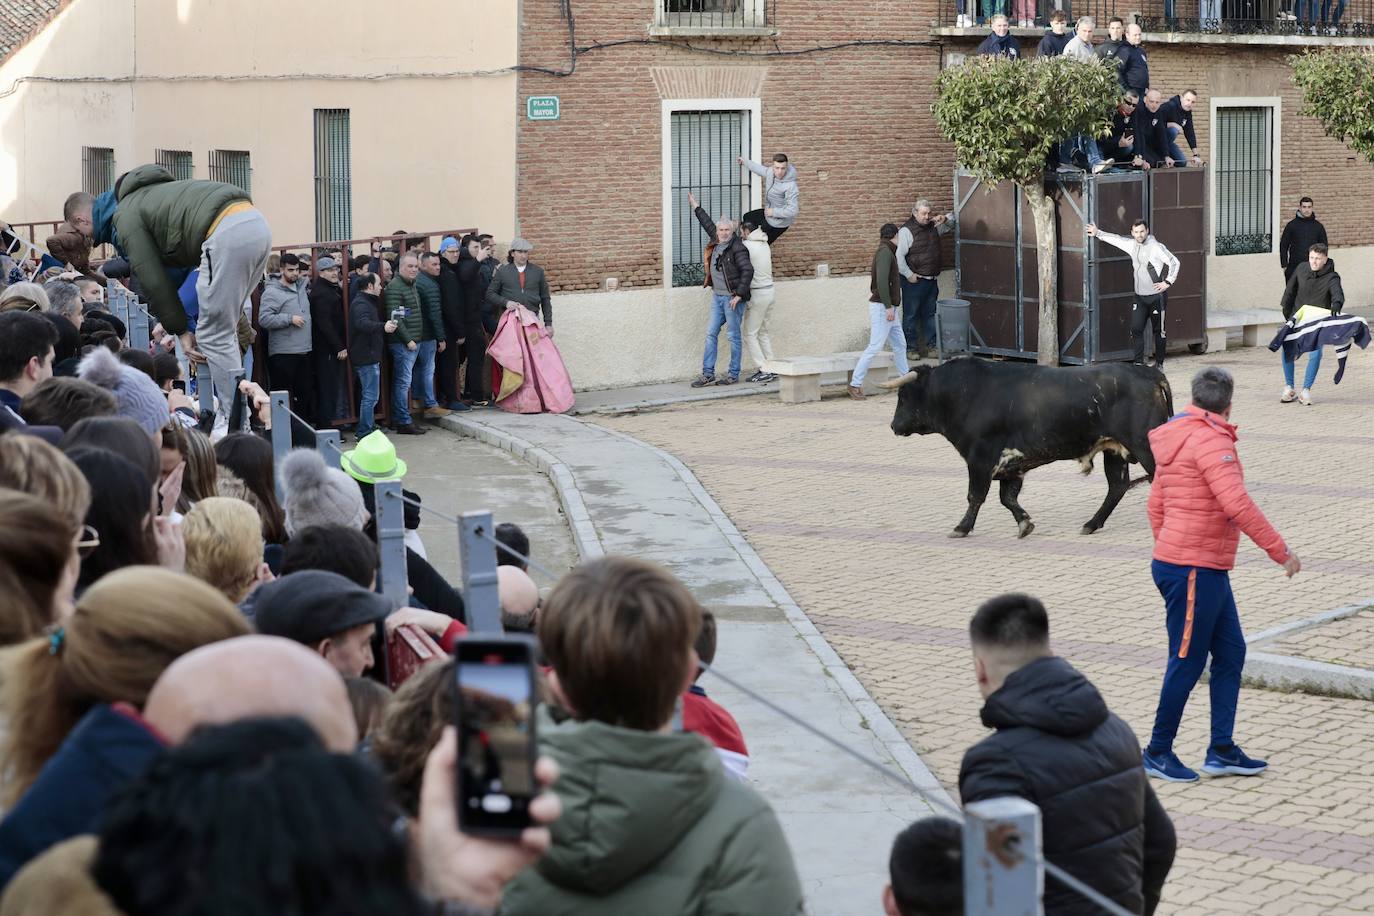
[1290,49,1374,164]
[933,55,1121,365]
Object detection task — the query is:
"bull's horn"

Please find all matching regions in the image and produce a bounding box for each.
[879,371,919,390]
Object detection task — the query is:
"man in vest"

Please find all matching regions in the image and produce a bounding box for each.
[894,200,954,360]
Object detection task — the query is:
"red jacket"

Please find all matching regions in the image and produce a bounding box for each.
[1147,406,1288,571]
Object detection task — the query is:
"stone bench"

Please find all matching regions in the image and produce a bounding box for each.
[1205,308,1285,354]
[765,351,895,403]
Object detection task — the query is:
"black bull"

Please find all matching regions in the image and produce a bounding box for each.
[886,358,1174,538]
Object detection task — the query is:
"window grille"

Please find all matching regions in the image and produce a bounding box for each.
[155,149,193,181]
[313,109,352,242]
[81,146,115,195]
[209,149,252,196]
[670,111,752,287]
[1214,106,1274,256]
[657,0,769,28]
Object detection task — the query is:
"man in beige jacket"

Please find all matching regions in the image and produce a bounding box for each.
[741,220,777,383]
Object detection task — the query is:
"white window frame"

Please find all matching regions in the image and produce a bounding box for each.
[1209,96,1282,257]
[660,97,762,290]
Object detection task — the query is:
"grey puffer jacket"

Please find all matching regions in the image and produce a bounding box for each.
[257,276,312,356]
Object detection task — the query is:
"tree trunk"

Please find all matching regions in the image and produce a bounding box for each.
[1023,187,1059,367]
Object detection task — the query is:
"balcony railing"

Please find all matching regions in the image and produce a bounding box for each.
[652,0,773,33]
[937,0,1373,36]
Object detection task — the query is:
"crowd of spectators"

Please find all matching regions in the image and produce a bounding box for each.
[974,13,1206,174]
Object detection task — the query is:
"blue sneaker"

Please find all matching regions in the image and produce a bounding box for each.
[445,401,472,412]
[1143,749,1199,783]
[1201,745,1268,777]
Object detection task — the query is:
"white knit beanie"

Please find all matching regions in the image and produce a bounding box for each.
[279,448,369,537]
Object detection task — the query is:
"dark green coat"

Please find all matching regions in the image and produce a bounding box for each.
[413,271,445,342]
[383,276,424,346]
[499,709,804,915]
[110,164,250,334]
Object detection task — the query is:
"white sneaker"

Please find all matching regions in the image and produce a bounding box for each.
[1299,388,1313,406]
[1280,385,1296,403]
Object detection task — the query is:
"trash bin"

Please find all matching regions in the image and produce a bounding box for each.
[936,298,971,359]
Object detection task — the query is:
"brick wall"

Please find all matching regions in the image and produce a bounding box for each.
[517,1,955,293]
[519,6,1374,294]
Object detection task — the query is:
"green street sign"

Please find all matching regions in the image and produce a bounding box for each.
[526,96,560,121]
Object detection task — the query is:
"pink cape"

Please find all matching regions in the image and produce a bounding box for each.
[488,308,575,414]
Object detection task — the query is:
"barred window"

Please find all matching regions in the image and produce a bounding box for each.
[313,109,352,242]
[669,110,752,287]
[81,147,115,195]
[155,149,193,181]
[658,0,769,28]
[1214,106,1273,256]
[209,149,252,195]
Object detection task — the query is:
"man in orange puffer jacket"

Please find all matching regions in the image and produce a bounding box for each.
[1142,367,1302,784]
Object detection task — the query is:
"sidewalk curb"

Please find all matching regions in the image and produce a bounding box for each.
[439,416,604,561]
[570,383,779,416]
[591,422,957,810]
[1247,597,1374,647]
[442,412,955,809]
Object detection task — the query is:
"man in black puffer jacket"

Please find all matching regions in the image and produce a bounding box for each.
[960,594,1176,915]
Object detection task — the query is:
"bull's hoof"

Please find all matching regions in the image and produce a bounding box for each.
[1080,523,1101,535]
[948,529,970,539]
[1017,519,1035,539]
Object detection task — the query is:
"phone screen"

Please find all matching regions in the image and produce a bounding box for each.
[172,379,187,393]
[455,639,537,836]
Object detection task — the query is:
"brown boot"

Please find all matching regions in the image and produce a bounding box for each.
[847,386,865,400]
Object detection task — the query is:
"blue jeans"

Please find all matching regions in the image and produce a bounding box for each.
[1058,133,1104,169]
[853,302,911,388]
[1167,126,1189,165]
[900,277,939,351]
[1323,0,1346,22]
[354,363,380,439]
[1148,561,1247,755]
[410,339,438,409]
[1282,348,1322,389]
[389,343,418,426]
[703,292,745,379]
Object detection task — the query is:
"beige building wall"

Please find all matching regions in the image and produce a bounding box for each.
[1,0,518,245]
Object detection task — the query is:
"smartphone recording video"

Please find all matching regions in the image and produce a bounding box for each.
[454,637,538,837]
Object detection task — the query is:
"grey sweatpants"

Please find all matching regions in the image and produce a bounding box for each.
[195,208,272,418]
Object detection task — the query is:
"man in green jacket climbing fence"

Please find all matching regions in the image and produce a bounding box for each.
[499,556,805,916]
[73,164,272,421]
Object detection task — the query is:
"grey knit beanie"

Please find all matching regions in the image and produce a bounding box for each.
[77,346,170,436]
[279,448,369,537]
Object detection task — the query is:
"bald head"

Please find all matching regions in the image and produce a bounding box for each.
[498,566,540,631]
[143,635,358,751]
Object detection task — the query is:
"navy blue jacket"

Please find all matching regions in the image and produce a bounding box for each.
[0,704,165,891]
[1131,104,1172,167]
[975,33,1022,58]
[1036,30,1070,56]
[1117,43,1149,93]
[1157,95,1198,153]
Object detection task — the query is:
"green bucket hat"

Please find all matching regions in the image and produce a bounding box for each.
[339,430,408,484]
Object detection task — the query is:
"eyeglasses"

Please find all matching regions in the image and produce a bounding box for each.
[76,525,100,557]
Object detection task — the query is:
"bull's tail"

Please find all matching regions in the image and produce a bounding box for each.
[1128,474,1152,490]
[1156,375,1174,421]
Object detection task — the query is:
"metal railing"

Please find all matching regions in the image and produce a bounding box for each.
[2,218,114,271]
[654,0,770,30]
[939,0,1374,35]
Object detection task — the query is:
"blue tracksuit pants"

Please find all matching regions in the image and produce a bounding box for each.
[1147,560,1247,755]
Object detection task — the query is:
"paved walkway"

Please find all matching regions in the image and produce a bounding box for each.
[592,345,1374,916]
[436,410,942,915]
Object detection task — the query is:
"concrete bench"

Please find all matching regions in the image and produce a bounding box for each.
[765,351,895,403]
[1206,308,1285,354]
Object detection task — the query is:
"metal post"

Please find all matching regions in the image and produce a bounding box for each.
[374,480,409,611]
[110,284,129,333]
[269,391,291,492]
[963,797,1044,916]
[128,299,150,352]
[459,510,503,633]
[315,429,342,469]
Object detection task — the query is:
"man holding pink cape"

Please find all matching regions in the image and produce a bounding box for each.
[484,238,574,414]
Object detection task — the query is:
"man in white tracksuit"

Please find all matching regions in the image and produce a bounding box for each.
[1088,219,1181,370]
[741,220,777,383]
